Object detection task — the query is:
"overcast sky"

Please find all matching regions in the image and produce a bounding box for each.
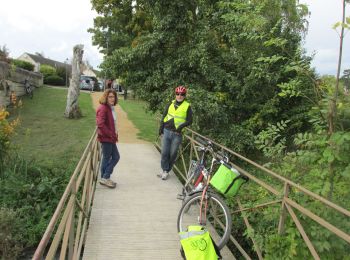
[0,0,349,76]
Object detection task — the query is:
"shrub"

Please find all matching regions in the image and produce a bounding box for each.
[56,66,69,80]
[0,153,72,255]
[0,45,10,63]
[11,59,34,71]
[0,208,24,259]
[44,75,65,86]
[0,108,19,175]
[40,64,56,78]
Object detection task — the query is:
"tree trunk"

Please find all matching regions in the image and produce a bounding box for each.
[64,44,84,119]
[327,0,346,200]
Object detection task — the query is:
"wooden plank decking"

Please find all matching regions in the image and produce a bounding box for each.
[83,143,234,259]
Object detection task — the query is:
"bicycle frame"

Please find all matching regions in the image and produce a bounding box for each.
[24,79,33,99]
[183,142,225,194]
[181,140,230,225]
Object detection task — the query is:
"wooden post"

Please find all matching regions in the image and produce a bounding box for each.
[64,179,76,260]
[278,182,290,235]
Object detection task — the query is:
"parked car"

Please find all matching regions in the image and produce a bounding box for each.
[80,75,99,91]
[112,83,124,94]
[98,80,104,91]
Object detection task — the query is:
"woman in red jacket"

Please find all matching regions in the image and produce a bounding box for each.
[96,89,120,188]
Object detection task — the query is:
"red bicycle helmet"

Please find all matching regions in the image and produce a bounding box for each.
[175,85,187,94]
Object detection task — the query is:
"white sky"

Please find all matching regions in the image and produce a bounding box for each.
[300,0,350,76]
[0,0,102,68]
[0,0,349,75]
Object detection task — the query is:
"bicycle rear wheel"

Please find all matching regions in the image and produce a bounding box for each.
[177,192,232,250]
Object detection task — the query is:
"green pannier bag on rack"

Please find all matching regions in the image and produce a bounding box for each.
[210,163,248,197]
[179,225,221,260]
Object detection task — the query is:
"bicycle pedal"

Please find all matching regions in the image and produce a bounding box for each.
[177,194,185,200]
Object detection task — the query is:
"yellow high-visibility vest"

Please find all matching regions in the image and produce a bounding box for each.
[163,100,190,131]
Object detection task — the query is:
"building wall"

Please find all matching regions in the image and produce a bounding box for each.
[17,53,40,72]
[82,68,97,77]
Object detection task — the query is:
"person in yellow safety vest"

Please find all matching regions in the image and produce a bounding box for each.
[158,86,193,180]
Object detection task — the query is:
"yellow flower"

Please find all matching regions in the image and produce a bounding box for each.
[0,109,9,121]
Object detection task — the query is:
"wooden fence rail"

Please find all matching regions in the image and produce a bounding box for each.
[33,129,100,260]
[34,126,349,259]
[155,128,350,259]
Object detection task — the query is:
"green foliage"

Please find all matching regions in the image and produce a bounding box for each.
[0,87,96,256]
[0,109,19,176]
[0,208,24,259]
[0,152,71,251]
[10,59,35,71]
[341,69,350,91]
[90,0,314,155]
[250,70,350,258]
[39,65,65,86]
[89,0,350,258]
[56,66,70,83]
[254,120,290,158]
[0,45,10,63]
[40,64,56,78]
[44,75,65,85]
[278,80,302,98]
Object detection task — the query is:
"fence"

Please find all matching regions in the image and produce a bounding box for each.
[32,129,100,260]
[155,128,350,259]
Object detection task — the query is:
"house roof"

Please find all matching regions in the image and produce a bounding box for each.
[25,53,70,69]
[22,52,100,76]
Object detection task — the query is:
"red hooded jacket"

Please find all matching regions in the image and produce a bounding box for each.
[96,104,118,143]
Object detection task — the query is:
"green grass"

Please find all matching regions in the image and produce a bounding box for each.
[118,99,159,142]
[10,86,96,166]
[2,86,96,257]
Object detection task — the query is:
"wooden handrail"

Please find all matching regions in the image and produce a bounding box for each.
[158,127,350,259]
[35,126,350,259]
[185,129,350,217]
[33,128,100,260]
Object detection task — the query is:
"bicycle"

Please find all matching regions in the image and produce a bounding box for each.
[24,79,33,99]
[177,138,248,250]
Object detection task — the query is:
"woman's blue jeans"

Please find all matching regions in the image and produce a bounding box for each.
[161,128,182,172]
[101,142,120,179]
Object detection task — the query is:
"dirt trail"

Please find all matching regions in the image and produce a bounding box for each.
[91,92,147,144]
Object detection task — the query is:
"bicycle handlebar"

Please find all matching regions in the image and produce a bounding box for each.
[193,137,249,181]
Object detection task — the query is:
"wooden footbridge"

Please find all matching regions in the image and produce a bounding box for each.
[32,128,350,259]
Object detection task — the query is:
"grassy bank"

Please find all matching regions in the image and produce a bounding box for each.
[11,86,96,165]
[118,98,159,142]
[1,86,96,258]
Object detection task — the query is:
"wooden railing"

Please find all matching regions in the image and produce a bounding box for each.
[33,129,101,260]
[155,128,350,259]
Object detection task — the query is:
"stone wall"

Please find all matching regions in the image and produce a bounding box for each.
[0,61,43,108]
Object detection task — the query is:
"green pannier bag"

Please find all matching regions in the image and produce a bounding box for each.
[210,163,248,197]
[179,225,221,260]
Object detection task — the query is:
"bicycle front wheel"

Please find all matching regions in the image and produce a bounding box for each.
[177,192,232,250]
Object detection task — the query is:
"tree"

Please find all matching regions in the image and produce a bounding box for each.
[88,1,350,258]
[0,45,10,63]
[326,0,350,199]
[89,0,313,154]
[64,44,83,119]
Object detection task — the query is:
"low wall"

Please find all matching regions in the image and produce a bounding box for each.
[0,61,43,108]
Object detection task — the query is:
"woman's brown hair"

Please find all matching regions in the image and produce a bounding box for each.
[99,89,118,105]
